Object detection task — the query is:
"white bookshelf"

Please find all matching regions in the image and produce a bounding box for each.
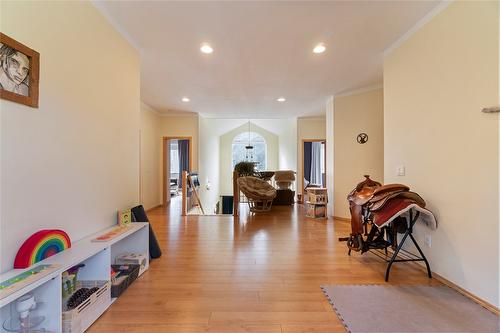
[0,223,149,333]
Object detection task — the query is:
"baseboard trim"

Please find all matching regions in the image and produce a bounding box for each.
[334,214,499,314]
[416,265,500,315]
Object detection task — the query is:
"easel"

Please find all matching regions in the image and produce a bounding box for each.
[189,174,205,215]
[181,171,205,216]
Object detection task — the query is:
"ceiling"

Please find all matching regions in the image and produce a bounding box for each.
[93,1,440,118]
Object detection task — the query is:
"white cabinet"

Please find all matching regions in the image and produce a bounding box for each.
[0,223,149,333]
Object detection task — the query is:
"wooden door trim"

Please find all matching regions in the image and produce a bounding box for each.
[162,136,193,206]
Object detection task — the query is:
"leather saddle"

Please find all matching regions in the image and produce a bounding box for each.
[349,183,410,206]
[346,175,426,251]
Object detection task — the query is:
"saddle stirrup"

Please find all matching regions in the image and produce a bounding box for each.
[346,234,363,252]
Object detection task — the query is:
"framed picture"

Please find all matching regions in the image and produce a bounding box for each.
[0,33,39,108]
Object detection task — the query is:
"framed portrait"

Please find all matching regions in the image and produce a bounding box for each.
[0,33,39,108]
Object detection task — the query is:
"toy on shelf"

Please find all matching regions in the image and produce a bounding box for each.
[14,230,71,269]
[118,209,132,226]
[0,265,60,301]
[2,293,54,333]
[65,287,99,310]
[91,225,133,243]
[110,267,125,285]
[61,264,85,298]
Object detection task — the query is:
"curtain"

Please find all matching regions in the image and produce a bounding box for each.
[303,142,312,187]
[310,142,322,186]
[178,139,190,188]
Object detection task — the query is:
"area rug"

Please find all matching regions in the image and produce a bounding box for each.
[321,284,499,333]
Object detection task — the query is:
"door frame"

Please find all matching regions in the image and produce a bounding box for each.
[162,136,193,206]
[300,139,326,198]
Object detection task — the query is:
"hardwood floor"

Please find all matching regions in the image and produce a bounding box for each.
[89,198,438,333]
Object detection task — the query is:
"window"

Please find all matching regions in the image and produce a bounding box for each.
[232,132,267,171]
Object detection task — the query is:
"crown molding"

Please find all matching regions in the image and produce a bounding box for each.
[159,110,199,117]
[335,84,383,98]
[140,101,162,116]
[384,0,453,58]
[91,0,141,54]
[298,115,326,120]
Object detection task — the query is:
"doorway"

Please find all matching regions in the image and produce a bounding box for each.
[301,139,326,197]
[163,137,192,206]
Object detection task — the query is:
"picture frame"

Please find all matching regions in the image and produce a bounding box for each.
[0,32,39,108]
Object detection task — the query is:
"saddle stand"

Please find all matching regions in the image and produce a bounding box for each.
[341,176,437,281]
[342,208,432,282]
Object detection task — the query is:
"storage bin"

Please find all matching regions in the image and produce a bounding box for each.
[115,253,147,276]
[62,280,110,333]
[306,188,328,204]
[110,264,140,298]
[306,203,326,219]
[307,193,328,204]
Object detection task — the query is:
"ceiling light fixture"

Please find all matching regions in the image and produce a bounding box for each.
[313,43,326,54]
[277,97,286,102]
[245,120,254,161]
[200,43,214,54]
[181,97,190,102]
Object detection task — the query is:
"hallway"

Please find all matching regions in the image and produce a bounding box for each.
[88,204,437,333]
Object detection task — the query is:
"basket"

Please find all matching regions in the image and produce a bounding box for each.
[308,193,328,204]
[110,264,140,298]
[306,203,326,219]
[62,280,111,333]
[306,188,328,205]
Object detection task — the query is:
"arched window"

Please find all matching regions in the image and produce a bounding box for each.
[232,132,267,171]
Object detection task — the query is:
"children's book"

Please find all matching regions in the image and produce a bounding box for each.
[118,209,132,226]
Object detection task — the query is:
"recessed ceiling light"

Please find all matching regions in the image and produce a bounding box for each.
[182,97,190,102]
[277,97,286,102]
[313,43,326,54]
[200,43,214,54]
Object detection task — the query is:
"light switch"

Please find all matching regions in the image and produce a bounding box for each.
[425,234,432,247]
[397,165,405,176]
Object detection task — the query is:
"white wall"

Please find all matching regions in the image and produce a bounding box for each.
[252,118,297,172]
[219,122,279,196]
[140,103,162,210]
[297,117,326,193]
[334,88,384,218]
[0,2,140,272]
[158,113,199,203]
[198,117,297,213]
[384,1,499,307]
[159,113,199,170]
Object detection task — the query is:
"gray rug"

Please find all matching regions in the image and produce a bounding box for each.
[321,285,499,333]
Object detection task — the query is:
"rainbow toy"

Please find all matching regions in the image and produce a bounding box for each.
[14,230,71,268]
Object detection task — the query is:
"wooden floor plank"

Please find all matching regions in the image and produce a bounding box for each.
[87,197,438,333]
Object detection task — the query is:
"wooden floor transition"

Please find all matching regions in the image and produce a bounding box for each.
[88,197,439,333]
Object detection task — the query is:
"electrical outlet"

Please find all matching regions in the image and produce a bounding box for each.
[425,234,432,247]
